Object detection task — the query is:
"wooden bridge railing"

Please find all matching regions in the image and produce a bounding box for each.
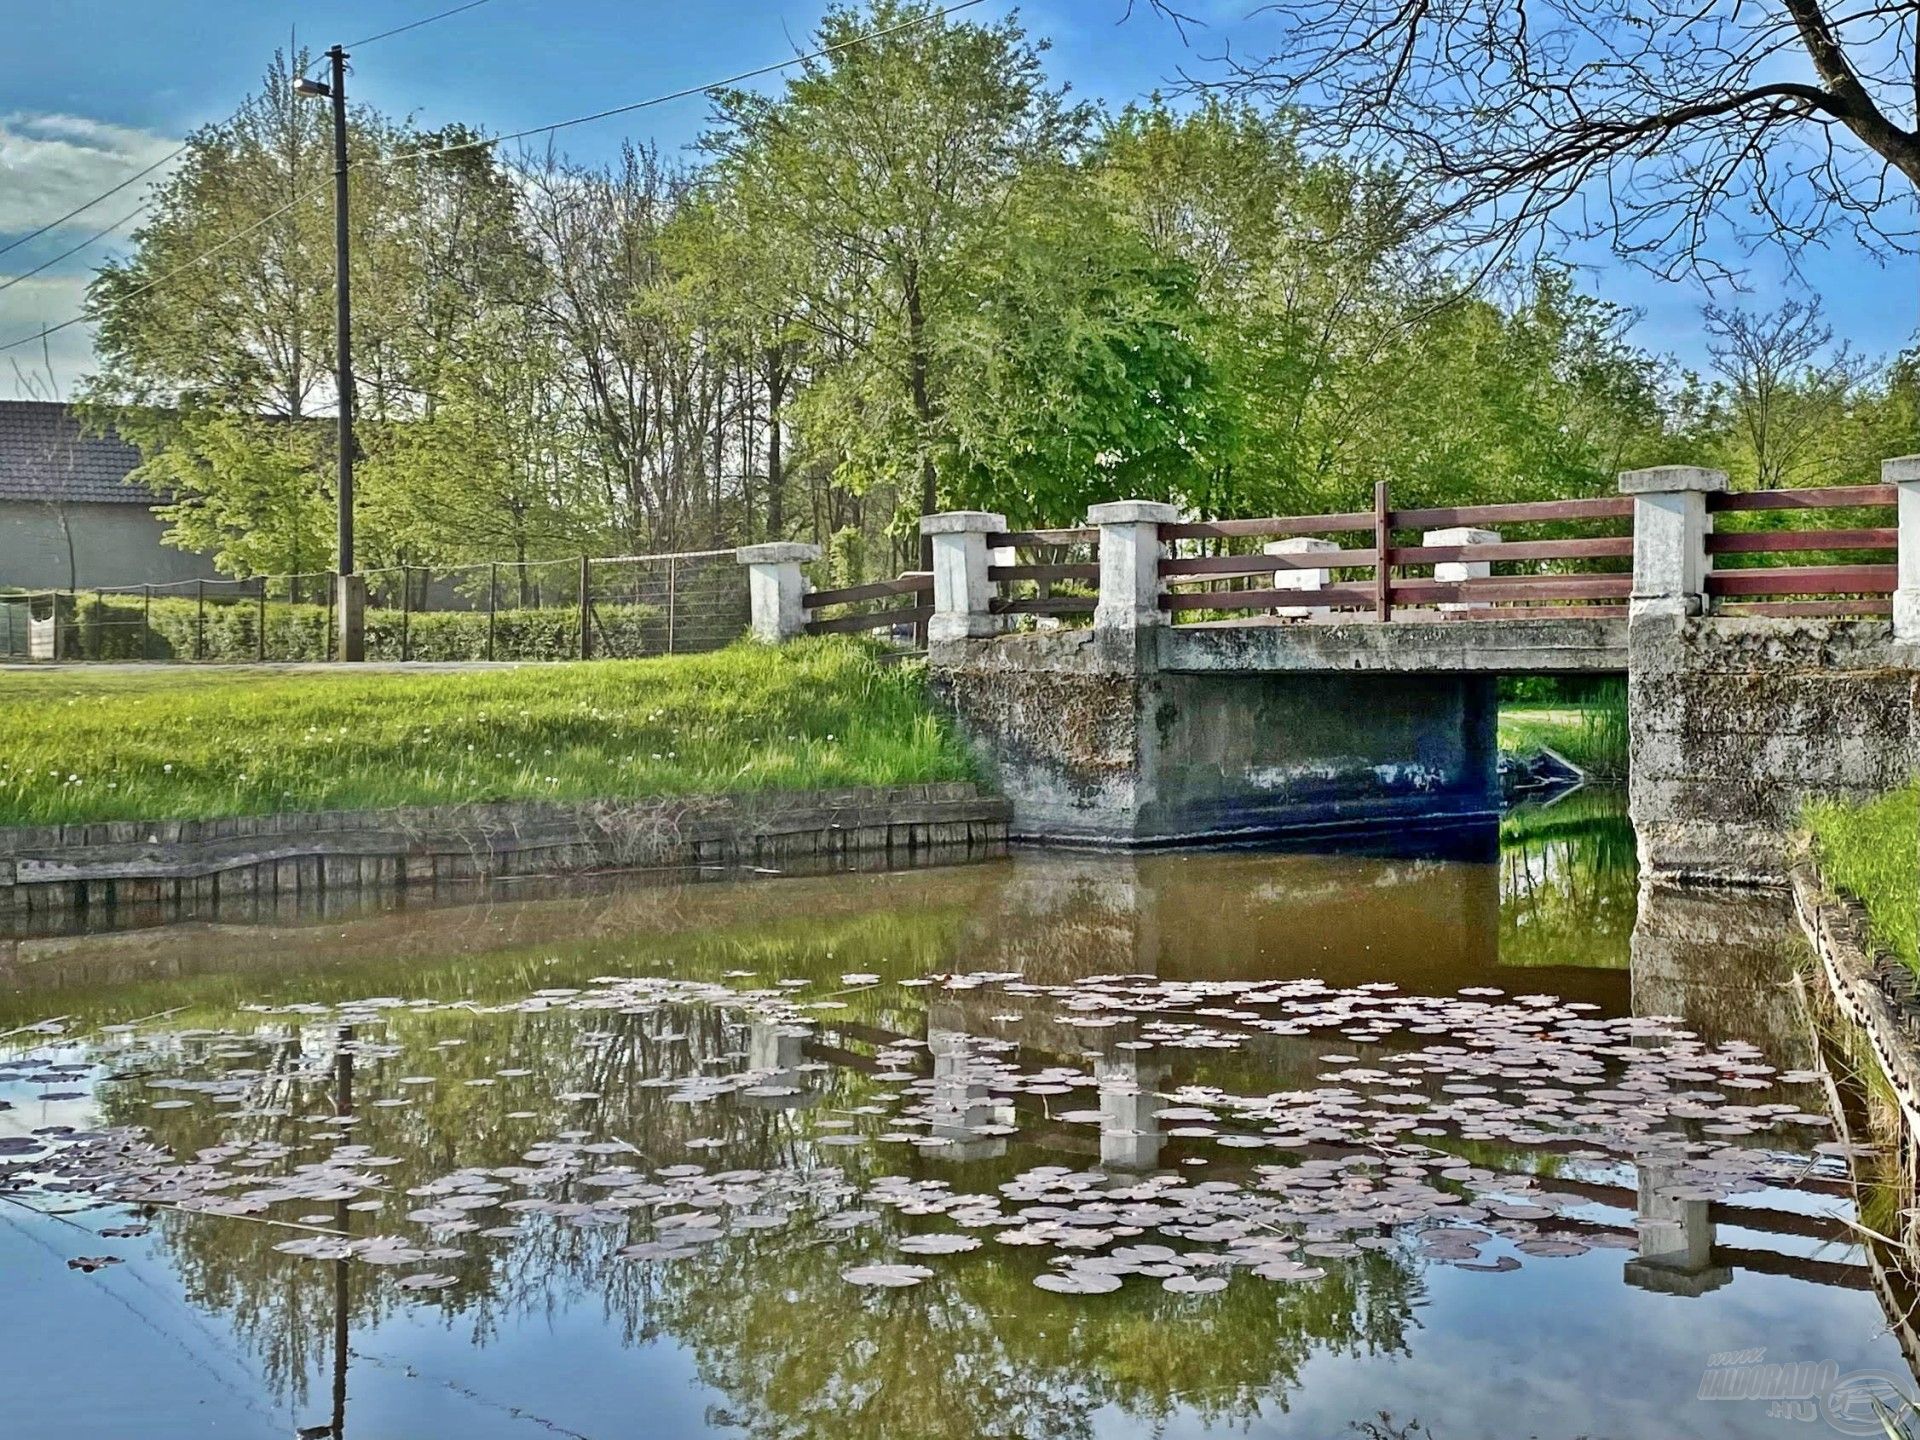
[799,572,933,637]
[1157,484,1635,623]
[1703,483,1897,618]
[986,526,1098,619]
[742,456,1920,644]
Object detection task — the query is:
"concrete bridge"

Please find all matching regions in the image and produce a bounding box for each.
[740,461,1920,884]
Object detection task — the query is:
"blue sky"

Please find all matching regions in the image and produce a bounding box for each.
[1,0,1913,398]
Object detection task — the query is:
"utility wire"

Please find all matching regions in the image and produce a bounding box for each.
[0,0,503,265]
[0,0,986,357]
[0,199,151,298]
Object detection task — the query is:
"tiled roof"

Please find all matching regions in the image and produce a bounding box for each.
[0,400,150,506]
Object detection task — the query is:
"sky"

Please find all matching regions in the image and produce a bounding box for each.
[1,0,1915,399]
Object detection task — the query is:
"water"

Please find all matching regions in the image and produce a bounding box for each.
[2,794,1915,1440]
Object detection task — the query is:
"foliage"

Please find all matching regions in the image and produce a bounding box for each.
[70,5,1920,588]
[1499,682,1629,783]
[61,594,668,664]
[0,639,974,825]
[1809,784,1919,973]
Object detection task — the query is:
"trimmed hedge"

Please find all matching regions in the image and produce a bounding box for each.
[62,595,682,663]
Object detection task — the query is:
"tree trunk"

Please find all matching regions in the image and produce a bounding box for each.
[905,271,936,570]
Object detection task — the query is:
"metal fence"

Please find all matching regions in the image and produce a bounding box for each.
[1,550,749,664]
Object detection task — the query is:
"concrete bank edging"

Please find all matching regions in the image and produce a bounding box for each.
[1790,861,1920,1133]
[0,782,1011,916]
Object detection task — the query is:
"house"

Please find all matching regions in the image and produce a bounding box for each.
[0,399,217,592]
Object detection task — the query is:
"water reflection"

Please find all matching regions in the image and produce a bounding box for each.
[3,793,1914,1440]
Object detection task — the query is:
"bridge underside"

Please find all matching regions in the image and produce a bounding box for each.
[930,615,1913,880]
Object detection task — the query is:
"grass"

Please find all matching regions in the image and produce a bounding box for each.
[0,639,976,826]
[1808,783,1919,973]
[1498,679,1628,781]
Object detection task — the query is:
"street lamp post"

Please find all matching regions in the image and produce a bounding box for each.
[296,46,361,660]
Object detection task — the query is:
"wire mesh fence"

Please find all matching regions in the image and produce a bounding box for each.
[3,551,750,665]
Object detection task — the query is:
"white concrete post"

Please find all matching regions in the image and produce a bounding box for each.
[921,511,1007,642]
[735,542,820,643]
[1888,455,1920,643]
[1265,536,1339,619]
[1424,526,1500,613]
[1619,466,1727,618]
[1089,500,1181,633]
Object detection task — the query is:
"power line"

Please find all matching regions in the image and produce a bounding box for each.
[0,186,327,354]
[337,0,498,52]
[0,199,150,298]
[377,0,985,167]
[0,0,987,357]
[0,0,503,266]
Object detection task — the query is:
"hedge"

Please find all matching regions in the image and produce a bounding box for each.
[57,595,688,663]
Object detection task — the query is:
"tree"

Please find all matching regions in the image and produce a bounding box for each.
[1197,0,1920,280]
[703,1,1090,561]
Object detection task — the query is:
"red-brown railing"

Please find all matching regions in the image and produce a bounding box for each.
[988,527,1098,619]
[1157,484,1634,623]
[801,572,933,636]
[1704,485,1896,617]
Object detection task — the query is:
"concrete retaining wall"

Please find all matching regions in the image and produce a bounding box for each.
[0,783,1010,919]
[1630,617,1911,885]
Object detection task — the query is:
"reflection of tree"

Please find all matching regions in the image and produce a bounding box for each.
[1499,792,1637,970]
[89,962,1426,1434]
[645,1214,1420,1440]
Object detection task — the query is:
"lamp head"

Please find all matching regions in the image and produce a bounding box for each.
[293,76,331,99]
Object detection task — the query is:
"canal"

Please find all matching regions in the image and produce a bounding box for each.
[2,792,1913,1438]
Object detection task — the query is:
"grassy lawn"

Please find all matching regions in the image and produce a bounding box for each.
[0,640,975,826]
[1808,783,1918,973]
[1498,687,1628,782]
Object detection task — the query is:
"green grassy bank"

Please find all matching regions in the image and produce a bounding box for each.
[1497,681,1629,782]
[0,640,974,827]
[1808,783,1919,973]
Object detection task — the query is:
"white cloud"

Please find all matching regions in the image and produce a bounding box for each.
[0,111,180,239]
[0,274,97,399]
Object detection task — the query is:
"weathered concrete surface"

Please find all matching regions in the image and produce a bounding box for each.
[1629,617,1911,885]
[0,783,1009,918]
[929,626,1500,844]
[1159,617,1628,675]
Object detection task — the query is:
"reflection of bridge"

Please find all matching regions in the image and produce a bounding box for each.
[792,881,1873,1301]
[742,462,1919,884]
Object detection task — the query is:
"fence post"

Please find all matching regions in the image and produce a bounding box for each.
[1889,455,1920,644]
[1423,526,1501,614]
[736,543,821,643]
[1089,501,1180,635]
[579,554,592,660]
[666,555,677,655]
[1266,537,1340,619]
[1372,481,1393,623]
[921,511,1007,642]
[486,562,498,661]
[256,576,267,661]
[1620,466,1726,619]
[195,579,205,661]
[142,584,153,661]
[400,568,412,662]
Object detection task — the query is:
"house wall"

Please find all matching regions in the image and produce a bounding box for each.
[0,501,217,592]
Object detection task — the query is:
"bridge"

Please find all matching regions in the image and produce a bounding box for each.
[738,460,1920,885]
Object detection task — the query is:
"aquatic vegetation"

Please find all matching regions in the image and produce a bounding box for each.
[0,640,973,825]
[1,965,1851,1317]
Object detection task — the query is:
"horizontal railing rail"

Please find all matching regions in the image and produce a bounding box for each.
[1702,483,1897,617]
[1157,484,1633,625]
[988,528,1098,624]
[800,571,933,638]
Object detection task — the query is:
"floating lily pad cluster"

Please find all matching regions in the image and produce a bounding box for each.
[0,969,1856,1302]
